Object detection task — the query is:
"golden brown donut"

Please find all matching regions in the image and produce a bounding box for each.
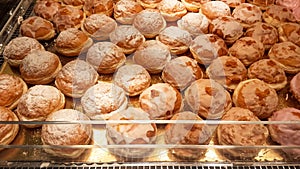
[156,26,192,55]
[248,59,287,90]
[20,16,56,41]
[228,37,265,67]
[157,0,187,22]
[62,0,85,8]
[53,5,85,32]
[0,74,28,110]
[244,22,279,50]
[162,56,203,90]
[86,42,126,74]
[0,107,19,152]
[139,83,182,120]
[106,107,157,159]
[200,1,231,20]
[209,16,244,45]
[278,22,300,47]
[206,56,247,91]
[164,111,213,159]
[109,25,146,54]
[133,40,171,74]
[55,28,93,57]
[16,85,65,128]
[232,79,279,119]
[3,37,45,67]
[177,12,210,38]
[263,4,296,27]
[41,109,92,158]
[290,72,300,103]
[268,41,300,74]
[217,107,269,158]
[81,81,128,120]
[114,64,151,96]
[20,50,62,85]
[34,0,62,22]
[219,0,246,7]
[190,34,228,65]
[55,59,99,98]
[247,0,275,10]
[133,9,167,38]
[232,3,263,29]
[113,0,144,25]
[81,14,117,41]
[137,0,162,9]
[184,79,232,119]
[181,0,210,12]
[83,0,114,17]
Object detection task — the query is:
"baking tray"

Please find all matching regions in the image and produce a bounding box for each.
[0,0,300,167]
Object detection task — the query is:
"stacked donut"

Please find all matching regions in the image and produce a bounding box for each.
[1,0,300,161]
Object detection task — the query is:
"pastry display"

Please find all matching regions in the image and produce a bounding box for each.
[3,37,45,67]
[109,25,146,54]
[262,4,296,27]
[133,9,167,38]
[290,72,300,103]
[200,1,231,20]
[164,111,213,159]
[157,0,187,22]
[0,74,27,110]
[219,0,245,7]
[133,40,171,74]
[106,107,157,159]
[268,41,300,74]
[139,83,182,120]
[177,12,210,38]
[268,107,300,159]
[162,56,203,90]
[83,0,114,17]
[228,37,264,67]
[206,56,247,91]
[53,5,85,32]
[86,42,126,74]
[181,0,210,12]
[137,0,162,9]
[81,81,128,120]
[16,85,65,128]
[20,16,56,41]
[81,13,117,41]
[217,107,269,158]
[55,59,99,98]
[113,0,143,25]
[209,16,244,45]
[232,3,263,29]
[184,79,232,120]
[248,59,287,90]
[34,0,61,22]
[41,109,92,158]
[232,79,278,119]
[55,28,93,57]
[244,22,279,50]
[156,26,192,55]
[190,34,228,66]
[278,22,300,47]
[0,107,19,152]
[113,64,151,96]
[19,50,61,85]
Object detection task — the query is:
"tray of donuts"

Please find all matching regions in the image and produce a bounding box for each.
[1,0,300,164]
